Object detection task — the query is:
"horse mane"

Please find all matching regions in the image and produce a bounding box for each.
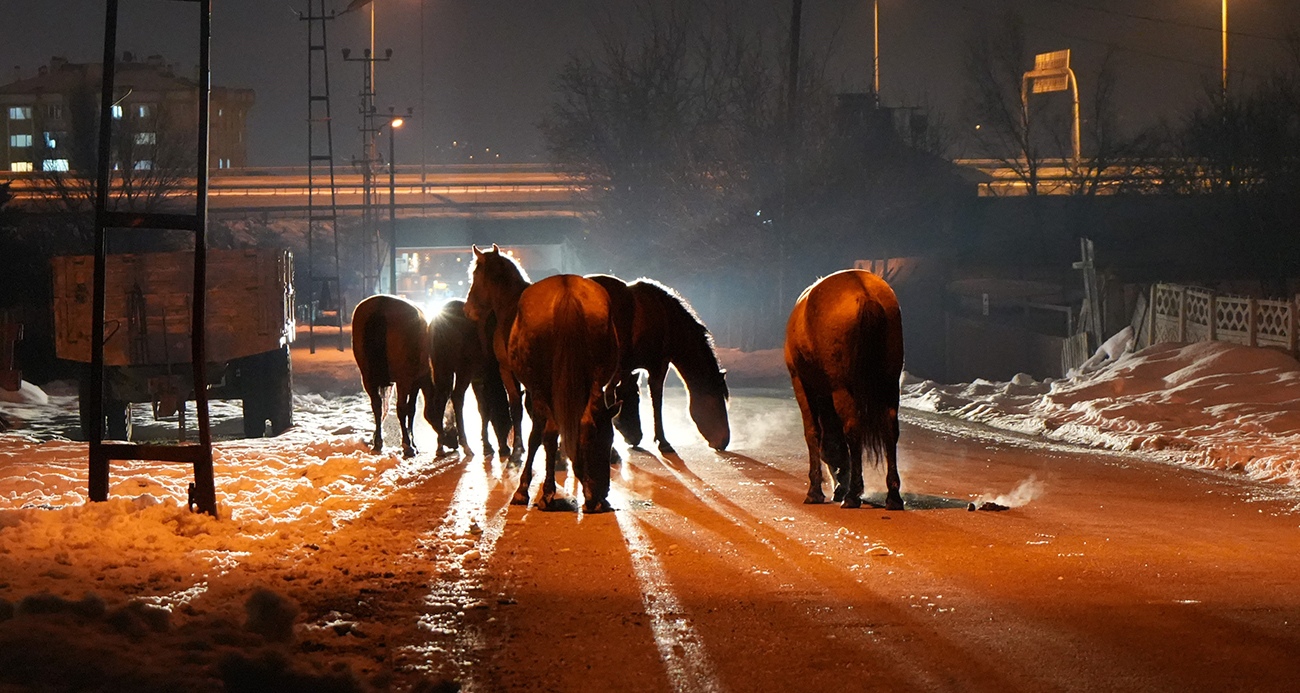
[630,278,728,398]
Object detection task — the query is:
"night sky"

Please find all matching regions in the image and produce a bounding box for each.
[2,0,1297,167]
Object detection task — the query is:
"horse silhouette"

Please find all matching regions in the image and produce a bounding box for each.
[463,244,531,462]
[352,294,431,458]
[587,275,729,454]
[426,299,513,457]
[507,274,620,512]
[785,269,904,510]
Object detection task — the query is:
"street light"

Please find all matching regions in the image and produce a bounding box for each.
[381,107,413,295]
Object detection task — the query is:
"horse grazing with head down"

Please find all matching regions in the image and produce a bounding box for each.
[352,294,431,458]
[587,275,729,454]
[425,299,512,457]
[785,269,905,510]
[463,244,531,462]
[507,274,621,511]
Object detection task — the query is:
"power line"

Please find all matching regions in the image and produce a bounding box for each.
[1042,0,1295,44]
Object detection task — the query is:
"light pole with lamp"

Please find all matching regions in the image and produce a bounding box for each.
[381,107,413,295]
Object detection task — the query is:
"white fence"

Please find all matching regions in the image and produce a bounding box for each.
[1148,283,1299,354]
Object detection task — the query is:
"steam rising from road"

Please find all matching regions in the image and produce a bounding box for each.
[977,476,1044,508]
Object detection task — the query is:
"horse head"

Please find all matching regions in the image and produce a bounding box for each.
[689,370,731,450]
[465,243,529,323]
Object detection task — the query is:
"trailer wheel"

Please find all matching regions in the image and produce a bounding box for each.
[241,346,294,438]
[78,373,131,441]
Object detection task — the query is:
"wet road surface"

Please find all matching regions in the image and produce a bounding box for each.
[387,389,1300,692]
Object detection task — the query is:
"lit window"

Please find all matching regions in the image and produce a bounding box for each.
[137,104,154,118]
[44,132,57,148]
[10,162,33,172]
[135,132,156,145]
[111,105,123,119]
[42,159,69,172]
[134,160,153,170]
[9,134,32,147]
[8,107,32,120]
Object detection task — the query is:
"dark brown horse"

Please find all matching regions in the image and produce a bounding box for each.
[588,275,729,454]
[785,270,904,510]
[507,274,620,512]
[463,244,531,462]
[352,294,431,458]
[425,299,512,457]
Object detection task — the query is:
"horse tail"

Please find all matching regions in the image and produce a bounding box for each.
[551,291,591,468]
[853,294,897,467]
[363,305,391,388]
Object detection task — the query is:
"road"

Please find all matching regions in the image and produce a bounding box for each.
[359,388,1300,692]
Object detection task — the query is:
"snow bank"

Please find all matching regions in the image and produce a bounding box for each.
[0,381,48,405]
[904,340,1300,487]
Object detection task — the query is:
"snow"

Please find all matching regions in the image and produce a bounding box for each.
[902,339,1300,488]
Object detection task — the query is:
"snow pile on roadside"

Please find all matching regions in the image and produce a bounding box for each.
[0,426,430,589]
[903,338,1300,487]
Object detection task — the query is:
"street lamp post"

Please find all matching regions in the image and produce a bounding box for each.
[382,107,413,295]
[1221,0,1228,99]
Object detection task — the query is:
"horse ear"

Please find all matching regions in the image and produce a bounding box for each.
[472,245,484,259]
[492,243,501,253]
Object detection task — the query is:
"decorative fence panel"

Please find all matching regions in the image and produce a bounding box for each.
[1148,283,1299,355]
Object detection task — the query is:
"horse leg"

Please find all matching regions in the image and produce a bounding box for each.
[502,366,526,463]
[366,382,387,453]
[884,407,904,511]
[791,373,828,504]
[613,370,643,447]
[648,363,674,455]
[395,380,418,458]
[539,421,561,510]
[451,375,471,455]
[426,373,453,456]
[832,390,865,509]
[512,397,545,504]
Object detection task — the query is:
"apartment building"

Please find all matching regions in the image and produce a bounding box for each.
[0,53,253,174]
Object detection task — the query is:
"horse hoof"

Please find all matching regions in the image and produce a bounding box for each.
[656,441,676,455]
[403,448,416,459]
[510,492,529,506]
[832,488,846,503]
[541,496,578,512]
[803,494,826,505]
[584,498,613,514]
[885,495,906,511]
[841,496,862,509]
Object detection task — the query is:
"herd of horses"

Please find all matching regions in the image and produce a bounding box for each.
[350,244,904,513]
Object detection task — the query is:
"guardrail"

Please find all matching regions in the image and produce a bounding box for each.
[1148,282,1299,354]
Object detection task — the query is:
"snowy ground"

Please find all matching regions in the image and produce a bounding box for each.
[901,331,1300,489]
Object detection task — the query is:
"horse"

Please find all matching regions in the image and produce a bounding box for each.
[352,294,431,458]
[507,274,620,512]
[784,269,905,510]
[425,299,512,457]
[463,244,532,461]
[587,275,729,454]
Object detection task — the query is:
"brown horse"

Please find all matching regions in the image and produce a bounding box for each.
[785,269,904,510]
[352,294,431,458]
[425,299,512,457]
[508,274,620,512]
[463,244,531,462]
[588,275,729,454]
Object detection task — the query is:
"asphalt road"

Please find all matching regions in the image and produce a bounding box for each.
[384,388,1300,692]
